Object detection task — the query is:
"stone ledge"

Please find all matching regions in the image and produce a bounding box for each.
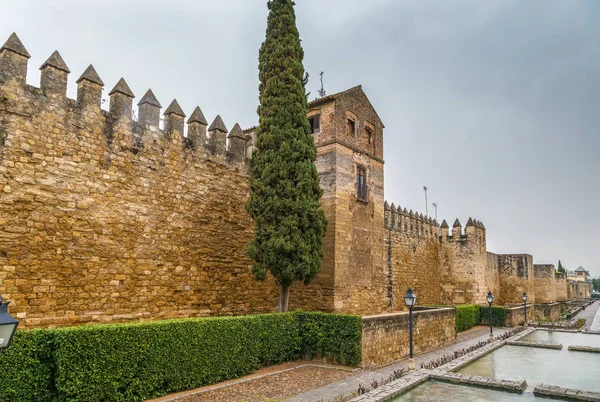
[431,372,527,393]
[568,345,600,353]
[348,371,430,402]
[506,340,563,350]
[534,384,600,402]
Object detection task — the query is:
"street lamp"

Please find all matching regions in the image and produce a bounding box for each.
[0,295,18,351]
[404,287,417,370]
[522,292,528,326]
[486,291,495,342]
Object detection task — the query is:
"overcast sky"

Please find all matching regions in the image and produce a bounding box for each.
[2,0,598,277]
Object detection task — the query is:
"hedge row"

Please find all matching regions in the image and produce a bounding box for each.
[592,294,600,299]
[455,304,480,332]
[478,305,507,327]
[1,311,362,402]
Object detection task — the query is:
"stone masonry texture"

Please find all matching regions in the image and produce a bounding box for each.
[0,34,585,329]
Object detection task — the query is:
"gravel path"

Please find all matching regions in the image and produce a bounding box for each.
[175,365,355,402]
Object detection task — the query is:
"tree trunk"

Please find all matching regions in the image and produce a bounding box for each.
[279,283,290,312]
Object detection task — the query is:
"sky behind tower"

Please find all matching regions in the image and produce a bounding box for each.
[1,0,598,277]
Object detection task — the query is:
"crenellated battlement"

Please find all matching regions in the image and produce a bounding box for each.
[443,216,486,243]
[383,201,439,239]
[0,33,248,171]
[383,200,485,243]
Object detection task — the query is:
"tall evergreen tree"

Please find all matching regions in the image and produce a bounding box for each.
[557,260,565,274]
[246,0,327,312]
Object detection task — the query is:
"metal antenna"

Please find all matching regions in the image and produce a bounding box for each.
[423,186,428,216]
[319,71,326,98]
[432,203,438,221]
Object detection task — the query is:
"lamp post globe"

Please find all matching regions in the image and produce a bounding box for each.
[403,287,417,370]
[403,287,417,307]
[0,295,19,351]
[522,292,528,326]
[486,291,494,342]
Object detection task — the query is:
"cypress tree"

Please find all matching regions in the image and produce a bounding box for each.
[557,260,565,274]
[246,0,327,312]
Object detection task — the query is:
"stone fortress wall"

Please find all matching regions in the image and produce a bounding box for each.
[0,33,592,329]
[0,33,339,328]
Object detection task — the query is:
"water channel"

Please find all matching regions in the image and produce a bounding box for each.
[392,380,536,401]
[392,330,600,401]
[518,329,600,347]
[457,344,600,392]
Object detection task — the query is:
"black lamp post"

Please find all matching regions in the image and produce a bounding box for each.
[522,292,528,326]
[486,291,495,342]
[0,294,18,351]
[403,287,417,370]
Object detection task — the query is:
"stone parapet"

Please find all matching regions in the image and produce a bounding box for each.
[361,307,455,368]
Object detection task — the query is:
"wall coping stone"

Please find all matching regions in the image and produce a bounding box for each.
[362,307,454,322]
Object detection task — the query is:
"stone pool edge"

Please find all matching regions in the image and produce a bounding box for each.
[349,327,535,401]
[534,384,600,402]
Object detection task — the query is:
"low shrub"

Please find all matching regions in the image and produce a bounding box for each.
[455,304,480,332]
[478,305,507,327]
[0,329,55,402]
[592,294,600,299]
[297,311,362,366]
[0,312,362,401]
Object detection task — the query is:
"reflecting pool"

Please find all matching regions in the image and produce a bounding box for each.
[518,330,600,348]
[457,344,600,392]
[391,380,536,401]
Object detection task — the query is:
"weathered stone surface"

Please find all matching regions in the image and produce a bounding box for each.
[568,345,600,353]
[534,264,557,303]
[361,308,455,368]
[534,384,600,402]
[506,340,563,350]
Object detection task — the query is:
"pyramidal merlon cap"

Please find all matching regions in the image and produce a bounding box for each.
[108,78,134,97]
[227,123,245,139]
[453,218,462,227]
[40,50,70,73]
[164,99,186,117]
[76,64,104,86]
[208,115,228,132]
[0,32,30,58]
[188,106,208,125]
[440,220,449,228]
[466,217,475,226]
[138,89,161,108]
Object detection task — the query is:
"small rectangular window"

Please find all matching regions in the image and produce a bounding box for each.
[347,119,356,137]
[357,166,367,201]
[365,127,373,144]
[308,115,320,134]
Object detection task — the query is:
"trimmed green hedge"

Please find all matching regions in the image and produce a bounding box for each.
[455,304,480,332]
[0,312,361,402]
[0,329,55,402]
[479,305,507,327]
[297,311,362,366]
[592,294,599,299]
